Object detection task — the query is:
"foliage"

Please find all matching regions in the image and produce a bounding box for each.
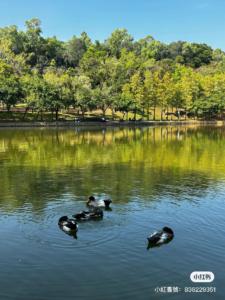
[0,18,225,120]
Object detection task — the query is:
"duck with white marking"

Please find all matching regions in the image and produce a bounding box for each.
[73,207,103,221]
[58,216,78,233]
[147,227,174,248]
[87,196,112,209]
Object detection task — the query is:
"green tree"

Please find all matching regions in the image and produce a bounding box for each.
[143,70,158,120]
[0,59,22,111]
[43,68,73,120]
[73,75,93,117]
[23,18,47,69]
[122,72,144,120]
[64,32,91,67]
[105,29,133,58]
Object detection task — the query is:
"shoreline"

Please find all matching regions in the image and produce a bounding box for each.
[0,120,224,127]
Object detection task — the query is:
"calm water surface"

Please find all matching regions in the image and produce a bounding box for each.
[0,126,225,300]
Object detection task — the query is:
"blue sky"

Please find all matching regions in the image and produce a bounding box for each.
[0,0,224,49]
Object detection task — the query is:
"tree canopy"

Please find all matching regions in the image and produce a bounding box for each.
[0,18,225,120]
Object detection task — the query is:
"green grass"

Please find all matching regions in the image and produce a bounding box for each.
[0,106,187,122]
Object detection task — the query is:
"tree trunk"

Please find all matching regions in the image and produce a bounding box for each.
[40,110,43,121]
[23,107,29,120]
[147,104,150,121]
[176,107,180,120]
[153,106,156,121]
[160,108,163,121]
[111,108,115,120]
[102,107,106,117]
[81,109,85,119]
[55,108,59,121]
[171,107,173,121]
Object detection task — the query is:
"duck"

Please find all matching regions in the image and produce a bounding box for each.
[147,227,174,247]
[58,216,78,233]
[73,207,103,221]
[87,196,112,209]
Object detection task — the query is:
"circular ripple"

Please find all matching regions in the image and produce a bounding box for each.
[18,200,124,250]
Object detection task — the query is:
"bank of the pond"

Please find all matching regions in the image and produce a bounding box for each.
[0,120,225,127]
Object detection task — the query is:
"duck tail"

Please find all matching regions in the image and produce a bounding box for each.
[104,199,112,208]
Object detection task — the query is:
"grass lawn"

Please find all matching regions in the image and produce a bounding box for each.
[0,106,184,122]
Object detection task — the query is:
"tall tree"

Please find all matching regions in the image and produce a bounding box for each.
[105,29,133,58]
[64,32,91,67]
[0,59,22,111]
[43,68,73,120]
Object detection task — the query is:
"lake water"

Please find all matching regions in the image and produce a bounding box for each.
[0,126,224,300]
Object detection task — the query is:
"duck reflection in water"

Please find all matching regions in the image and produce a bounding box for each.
[147,227,174,250]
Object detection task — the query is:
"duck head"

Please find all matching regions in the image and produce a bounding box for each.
[87,195,96,205]
[163,227,174,236]
[58,216,68,225]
